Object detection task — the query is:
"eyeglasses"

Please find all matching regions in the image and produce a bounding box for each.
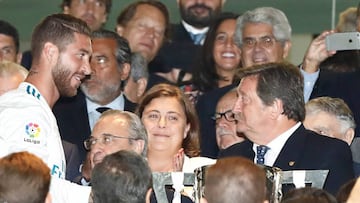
[212,110,236,122]
[242,36,277,49]
[84,133,136,150]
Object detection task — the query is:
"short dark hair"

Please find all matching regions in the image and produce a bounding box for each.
[91,29,131,69]
[237,62,305,122]
[31,13,91,65]
[116,0,170,41]
[0,20,20,53]
[0,152,50,203]
[91,150,152,203]
[61,0,112,14]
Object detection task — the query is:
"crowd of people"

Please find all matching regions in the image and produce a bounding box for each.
[1,0,360,203]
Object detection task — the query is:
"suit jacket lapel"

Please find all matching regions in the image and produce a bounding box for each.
[73,91,91,142]
[273,125,307,170]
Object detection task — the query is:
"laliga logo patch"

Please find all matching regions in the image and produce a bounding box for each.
[25,122,41,138]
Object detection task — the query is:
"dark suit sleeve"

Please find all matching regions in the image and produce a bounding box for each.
[218,140,254,160]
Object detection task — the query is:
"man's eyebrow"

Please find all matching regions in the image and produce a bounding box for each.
[102,133,114,137]
[80,48,91,55]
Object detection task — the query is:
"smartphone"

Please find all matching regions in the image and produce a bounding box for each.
[325,32,360,51]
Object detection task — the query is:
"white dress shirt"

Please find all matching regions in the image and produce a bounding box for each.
[86,94,125,130]
[182,21,208,45]
[253,122,302,166]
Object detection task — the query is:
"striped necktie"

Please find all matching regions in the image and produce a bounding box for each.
[256,145,270,165]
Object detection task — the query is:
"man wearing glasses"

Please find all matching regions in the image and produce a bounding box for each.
[79,109,147,185]
[214,88,245,151]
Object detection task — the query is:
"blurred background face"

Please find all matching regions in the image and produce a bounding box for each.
[141,96,190,154]
[117,4,166,63]
[177,0,224,28]
[216,91,244,149]
[240,23,290,68]
[213,19,240,73]
[63,0,108,31]
[0,34,19,63]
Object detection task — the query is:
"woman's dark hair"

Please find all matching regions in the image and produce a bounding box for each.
[192,12,240,92]
[136,83,200,157]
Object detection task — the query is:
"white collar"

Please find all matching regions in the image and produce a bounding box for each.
[86,93,125,114]
[181,20,208,35]
[253,122,301,166]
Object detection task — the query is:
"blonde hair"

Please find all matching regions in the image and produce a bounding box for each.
[336,7,358,32]
[0,60,28,79]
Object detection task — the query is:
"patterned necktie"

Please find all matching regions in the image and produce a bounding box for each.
[256,145,269,165]
[190,32,205,45]
[96,107,111,114]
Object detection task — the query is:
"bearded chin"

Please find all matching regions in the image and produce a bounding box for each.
[52,61,77,97]
[180,6,221,28]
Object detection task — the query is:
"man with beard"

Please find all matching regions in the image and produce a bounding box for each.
[53,30,134,174]
[0,14,93,202]
[148,0,226,84]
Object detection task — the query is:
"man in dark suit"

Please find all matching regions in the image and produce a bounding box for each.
[53,30,135,167]
[219,62,354,195]
[148,0,226,84]
[197,6,359,160]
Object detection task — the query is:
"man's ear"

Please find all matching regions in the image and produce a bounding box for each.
[116,25,124,36]
[270,99,284,119]
[43,42,59,66]
[101,13,108,24]
[63,5,70,14]
[136,78,148,98]
[16,52,22,64]
[344,128,355,145]
[134,139,145,155]
[282,41,292,59]
[120,63,130,81]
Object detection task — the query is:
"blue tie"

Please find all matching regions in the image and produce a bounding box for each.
[256,145,269,165]
[190,32,205,45]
